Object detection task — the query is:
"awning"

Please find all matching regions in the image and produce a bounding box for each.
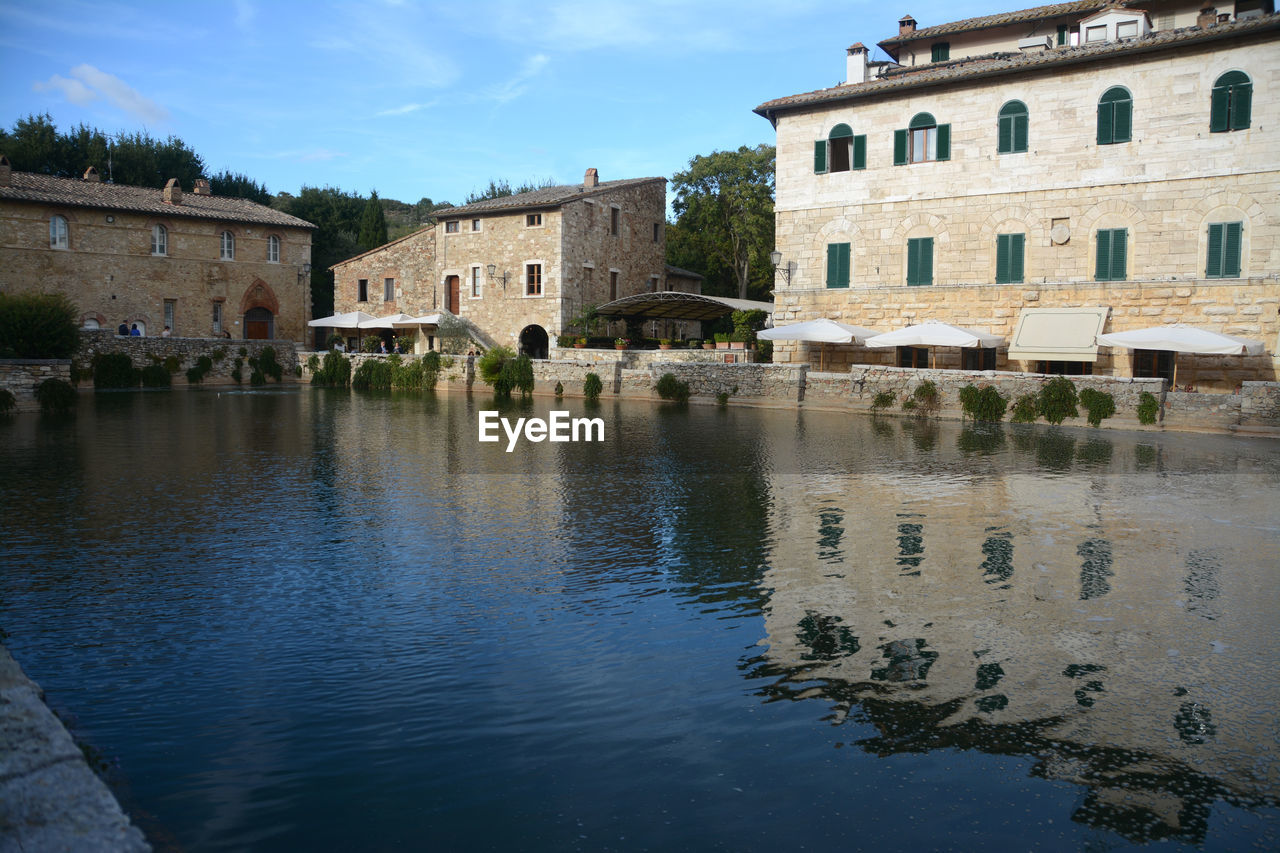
[1096,324,1266,355]
[391,313,443,327]
[308,310,376,328]
[597,291,773,322]
[1007,307,1110,362]
[865,321,1004,349]
[358,313,418,329]
[757,318,878,344]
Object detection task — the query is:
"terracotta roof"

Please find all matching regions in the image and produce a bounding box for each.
[879,0,1120,49]
[438,176,666,218]
[757,14,1280,120]
[0,170,315,230]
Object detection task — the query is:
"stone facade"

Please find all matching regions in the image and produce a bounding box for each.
[330,171,669,357]
[0,359,72,412]
[756,7,1280,392]
[75,329,301,384]
[0,162,315,343]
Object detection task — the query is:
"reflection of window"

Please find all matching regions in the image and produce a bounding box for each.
[50,215,69,249]
[151,224,167,255]
[267,235,280,263]
[1097,87,1132,144]
[826,242,850,288]
[907,236,933,286]
[1206,222,1242,278]
[997,101,1028,154]
[220,230,234,260]
[1095,228,1127,281]
[525,263,542,296]
[894,113,950,164]
[1210,71,1252,133]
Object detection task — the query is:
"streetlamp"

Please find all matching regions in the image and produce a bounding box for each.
[487,264,509,291]
[770,251,793,285]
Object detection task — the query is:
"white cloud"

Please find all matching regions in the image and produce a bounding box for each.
[375,101,437,117]
[32,64,170,123]
[486,54,549,105]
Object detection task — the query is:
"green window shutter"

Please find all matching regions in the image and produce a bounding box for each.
[826,242,850,288]
[1231,81,1252,130]
[998,115,1013,154]
[838,242,850,287]
[1097,101,1113,145]
[1095,229,1112,280]
[936,124,950,161]
[853,135,866,170]
[1210,84,1230,132]
[921,238,933,285]
[814,140,828,173]
[1110,229,1127,281]
[1206,222,1224,277]
[908,237,933,286]
[995,235,1011,283]
[1057,24,1068,46]
[1223,222,1242,277]
[1009,233,1024,283]
[1113,99,1131,143]
[1014,113,1028,152]
[893,129,908,165]
[932,42,949,62]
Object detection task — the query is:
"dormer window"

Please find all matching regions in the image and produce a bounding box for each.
[1116,20,1138,40]
[1085,24,1107,43]
[1080,11,1149,44]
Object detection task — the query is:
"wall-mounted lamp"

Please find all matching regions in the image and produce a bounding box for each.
[298,262,312,285]
[770,251,793,285]
[486,264,509,290]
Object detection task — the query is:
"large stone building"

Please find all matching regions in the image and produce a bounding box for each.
[331,169,669,357]
[755,1,1279,390]
[0,157,315,341]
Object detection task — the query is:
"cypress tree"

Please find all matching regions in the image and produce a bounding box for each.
[358,191,388,250]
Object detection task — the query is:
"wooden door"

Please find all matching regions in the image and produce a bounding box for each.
[447,276,460,314]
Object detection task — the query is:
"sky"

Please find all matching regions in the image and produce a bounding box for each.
[0,0,1012,208]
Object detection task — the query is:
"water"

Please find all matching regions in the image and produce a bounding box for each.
[1,388,1277,851]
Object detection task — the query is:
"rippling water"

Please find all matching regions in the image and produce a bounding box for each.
[1,388,1278,851]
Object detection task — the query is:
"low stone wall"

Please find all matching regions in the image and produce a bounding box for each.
[0,359,73,412]
[77,330,301,385]
[550,346,751,366]
[298,351,474,386]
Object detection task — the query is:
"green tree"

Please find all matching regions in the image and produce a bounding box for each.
[209,170,272,204]
[464,177,556,204]
[107,130,205,188]
[358,190,388,250]
[670,144,775,301]
[0,113,64,174]
[276,186,368,319]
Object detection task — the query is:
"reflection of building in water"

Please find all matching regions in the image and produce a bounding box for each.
[758,444,1279,842]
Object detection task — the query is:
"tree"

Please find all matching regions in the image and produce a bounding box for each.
[276,186,369,319]
[209,170,272,204]
[358,191,388,250]
[465,177,556,204]
[670,144,776,301]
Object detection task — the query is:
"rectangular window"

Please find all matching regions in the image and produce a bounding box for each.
[609,270,618,301]
[653,222,660,243]
[267,235,280,263]
[898,346,929,368]
[907,237,934,286]
[50,215,69,249]
[384,277,394,301]
[995,233,1025,284]
[1095,228,1127,281]
[470,266,482,297]
[1116,20,1138,39]
[931,42,950,62]
[358,279,368,302]
[610,207,620,236]
[471,219,481,232]
[1206,222,1243,278]
[212,302,223,335]
[151,225,167,256]
[526,263,542,296]
[445,220,459,233]
[962,347,997,370]
[164,300,175,331]
[526,213,542,227]
[826,242,850,288]
[1085,24,1107,43]
[1057,24,1068,46]
[1133,350,1174,383]
[895,125,949,164]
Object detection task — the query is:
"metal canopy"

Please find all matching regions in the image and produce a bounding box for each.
[596,291,774,322]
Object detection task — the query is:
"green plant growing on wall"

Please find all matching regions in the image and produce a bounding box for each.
[716,391,730,406]
[185,355,214,385]
[1078,388,1116,427]
[306,354,321,372]
[421,352,443,387]
[0,388,15,414]
[92,353,138,388]
[257,347,283,381]
[352,358,393,390]
[1010,394,1039,423]
[496,354,535,398]
[312,351,351,386]
[231,358,244,384]
[478,346,513,387]
[655,372,690,402]
[1037,376,1078,424]
[910,380,939,415]
[238,347,248,358]
[583,372,603,401]
[211,348,227,362]
[35,378,76,413]
[959,384,1008,422]
[162,356,181,374]
[554,381,563,398]
[141,364,171,387]
[1137,391,1160,425]
[870,390,896,412]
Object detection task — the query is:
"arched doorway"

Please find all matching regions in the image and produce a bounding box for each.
[245,307,274,339]
[446,275,460,314]
[519,325,549,360]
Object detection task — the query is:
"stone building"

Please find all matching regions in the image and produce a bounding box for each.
[331,169,668,357]
[0,157,315,341]
[755,1,1279,391]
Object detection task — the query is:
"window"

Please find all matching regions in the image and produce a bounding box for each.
[1038,360,1093,376]
[931,42,950,62]
[1085,24,1107,43]
[962,348,997,371]
[894,113,950,165]
[164,300,175,331]
[653,222,660,243]
[470,266,482,298]
[995,233,1025,284]
[267,234,280,263]
[358,279,368,302]
[610,207,620,236]
[384,277,395,301]
[907,237,934,286]
[526,213,542,227]
[815,124,867,173]
[997,101,1028,154]
[1116,20,1138,39]
[151,224,167,256]
[1095,228,1127,281]
[445,220,460,233]
[220,230,234,260]
[649,276,659,293]
[1133,350,1174,382]
[898,347,929,368]
[212,302,223,335]
[471,219,481,232]
[1097,87,1132,144]
[49,215,68,249]
[826,242,850,288]
[526,263,542,296]
[1206,222,1243,278]
[1210,71,1252,133]
[609,270,618,301]
[1057,24,1068,46]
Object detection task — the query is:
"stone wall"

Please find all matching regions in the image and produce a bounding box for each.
[549,345,744,366]
[76,329,300,384]
[0,359,72,412]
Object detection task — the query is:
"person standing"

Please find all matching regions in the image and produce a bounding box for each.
[118,321,129,336]
[130,323,141,336]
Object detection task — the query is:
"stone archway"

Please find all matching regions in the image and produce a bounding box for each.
[519,324,549,360]
[245,307,274,339]
[239,279,280,340]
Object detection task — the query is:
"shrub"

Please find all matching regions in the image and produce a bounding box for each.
[327,334,344,350]
[231,358,243,384]
[361,336,382,353]
[478,346,514,387]
[140,364,171,388]
[185,356,214,385]
[495,354,534,398]
[716,391,730,406]
[1078,388,1116,427]
[238,347,247,357]
[92,353,138,388]
[211,348,227,362]
[0,388,14,414]
[554,381,564,398]
[1037,376,1078,425]
[870,390,896,412]
[249,370,266,386]
[306,354,321,372]
[257,346,283,381]
[959,384,1008,422]
[35,378,76,413]
[583,372,603,401]
[421,351,443,387]
[0,292,80,359]
[162,356,181,374]
[912,380,940,414]
[352,358,393,390]
[313,351,351,386]
[556,334,576,348]
[655,372,690,402]
[1137,391,1160,425]
[1010,394,1039,423]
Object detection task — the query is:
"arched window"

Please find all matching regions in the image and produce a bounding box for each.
[267,234,280,263]
[49,215,69,249]
[894,112,950,165]
[814,123,866,173]
[1210,71,1251,133]
[151,224,168,256]
[997,101,1028,154]
[1097,87,1132,145]
[220,230,235,260]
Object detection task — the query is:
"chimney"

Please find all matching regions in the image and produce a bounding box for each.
[583,168,599,188]
[193,178,212,196]
[899,14,917,36]
[846,43,869,84]
[0,155,10,188]
[1197,5,1217,27]
[162,178,183,205]
[83,166,100,182]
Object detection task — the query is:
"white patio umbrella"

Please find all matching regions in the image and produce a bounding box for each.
[307,310,376,328]
[1096,324,1265,387]
[865,321,1004,368]
[391,313,443,328]
[758,318,879,371]
[357,312,418,329]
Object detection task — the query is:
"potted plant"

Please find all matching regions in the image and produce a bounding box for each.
[615,337,629,350]
[575,336,587,348]
[714,333,730,350]
[688,339,701,349]
[702,339,715,350]
[659,338,673,350]
[729,332,747,350]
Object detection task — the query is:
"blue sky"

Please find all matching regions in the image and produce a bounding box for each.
[0,0,1010,207]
